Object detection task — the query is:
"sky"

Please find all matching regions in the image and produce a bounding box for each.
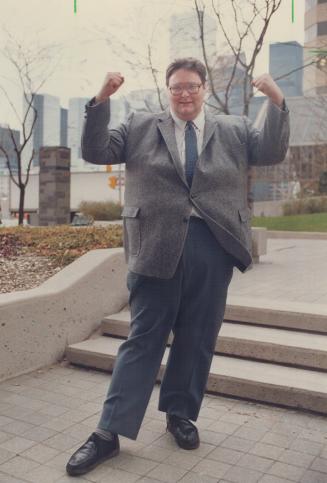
[0,0,305,129]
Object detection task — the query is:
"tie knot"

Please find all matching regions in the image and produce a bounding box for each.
[186,121,195,130]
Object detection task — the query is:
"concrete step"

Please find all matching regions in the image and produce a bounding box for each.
[224,301,327,334]
[102,312,327,370]
[66,336,327,414]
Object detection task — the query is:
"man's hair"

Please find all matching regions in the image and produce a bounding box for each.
[166,58,207,86]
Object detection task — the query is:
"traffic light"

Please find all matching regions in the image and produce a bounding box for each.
[106,165,112,172]
[108,175,117,189]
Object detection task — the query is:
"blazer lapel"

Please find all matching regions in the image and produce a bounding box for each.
[202,111,217,154]
[157,111,188,187]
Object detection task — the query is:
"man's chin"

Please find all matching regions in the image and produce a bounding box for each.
[177,108,196,121]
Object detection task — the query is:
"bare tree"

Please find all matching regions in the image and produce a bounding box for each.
[0,30,60,224]
[194,0,282,115]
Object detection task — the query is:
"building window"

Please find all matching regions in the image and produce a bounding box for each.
[318,21,327,36]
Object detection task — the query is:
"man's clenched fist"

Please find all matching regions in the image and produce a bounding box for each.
[95,72,124,103]
[252,73,284,108]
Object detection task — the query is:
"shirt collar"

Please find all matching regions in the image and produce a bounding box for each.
[170,107,205,132]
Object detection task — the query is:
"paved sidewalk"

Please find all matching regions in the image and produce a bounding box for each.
[0,364,326,483]
[229,238,327,305]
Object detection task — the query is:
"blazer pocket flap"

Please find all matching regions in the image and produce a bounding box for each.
[238,208,249,222]
[122,206,140,218]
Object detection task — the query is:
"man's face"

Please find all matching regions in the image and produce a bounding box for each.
[167,68,206,121]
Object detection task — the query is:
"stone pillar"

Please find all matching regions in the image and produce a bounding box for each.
[39,147,71,226]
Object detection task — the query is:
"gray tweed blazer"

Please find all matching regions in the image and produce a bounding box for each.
[82,99,290,278]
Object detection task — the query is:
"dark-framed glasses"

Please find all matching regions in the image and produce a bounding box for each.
[169,83,202,96]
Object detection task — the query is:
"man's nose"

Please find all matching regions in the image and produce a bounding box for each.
[181,89,190,97]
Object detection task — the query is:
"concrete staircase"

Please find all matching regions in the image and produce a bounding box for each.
[66,306,327,414]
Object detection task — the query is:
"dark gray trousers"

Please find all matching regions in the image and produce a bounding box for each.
[98,217,234,439]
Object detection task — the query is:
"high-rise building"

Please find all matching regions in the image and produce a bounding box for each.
[0,125,20,197]
[304,0,327,94]
[60,108,68,147]
[269,42,303,96]
[68,98,89,170]
[0,125,19,172]
[169,10,217,65]
[22,93,61,170]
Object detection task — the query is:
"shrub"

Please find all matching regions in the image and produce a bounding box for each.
[79,201,123,220]
[282,196,327,215]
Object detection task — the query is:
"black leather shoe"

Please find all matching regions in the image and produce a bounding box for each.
[166,414,200,450]
[66,432,120,476]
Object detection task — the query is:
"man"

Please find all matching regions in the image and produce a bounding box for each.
[66,58,289,476]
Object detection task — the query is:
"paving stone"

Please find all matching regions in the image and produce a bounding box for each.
[136,478,162,483]
[0,431,13,444]
[164,451,202,470]
[146,462,188,482]
[199,430,228,446]
[0,447,15,464]
[25,464,65,482]
[310,457,327,473]
[45,451,71,470]
[321,445,327,459]
[249,442,284,460]
[261,432,294,449]
[208,446,243,465]
[136,428,162,446]
[137,445,173,462]
[221,435,256,452]
[0,416,14,427]
[86,464,140,482]
[196,417,216,430]
[39,405,70,417]
[267,461,306,481]
[299,429,327,444]
[22,425,58,442]
[55,476,91,482]
[223,464,263,483]
[258,475,294,483]
[271,422,303,437]
[178,471,218,482]
[43,433,80,451]
[21,443,60,463]
[0,472,29,483]
[300,470,327,482]
[107,453,158,476]
[0,455,40,479]
[233,425,268,441]
[0,435,36,453]
[1,406,35,419]
[237,453,273,472]
[277,449,315,468]
[208,420,240,435]
[192,458,231,479]
[290,438,324,456]
[220,412,252,425]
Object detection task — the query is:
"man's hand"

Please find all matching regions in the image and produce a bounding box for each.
[252,74,284,108]
[95,72,124,103]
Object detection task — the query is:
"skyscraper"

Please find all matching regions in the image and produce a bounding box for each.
[22,93,61,170]
[304,0,327,94]
[169,10,217,65]
[269,42,303,97]
[68,98,89,170]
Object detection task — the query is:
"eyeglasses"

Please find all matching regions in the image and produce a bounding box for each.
[169,83,203,96]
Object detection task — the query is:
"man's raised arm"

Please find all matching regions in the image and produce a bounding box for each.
[82,72,130,165]
[246,73,290,167]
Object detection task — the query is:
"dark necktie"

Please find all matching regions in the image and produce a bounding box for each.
[185,121,198,188]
